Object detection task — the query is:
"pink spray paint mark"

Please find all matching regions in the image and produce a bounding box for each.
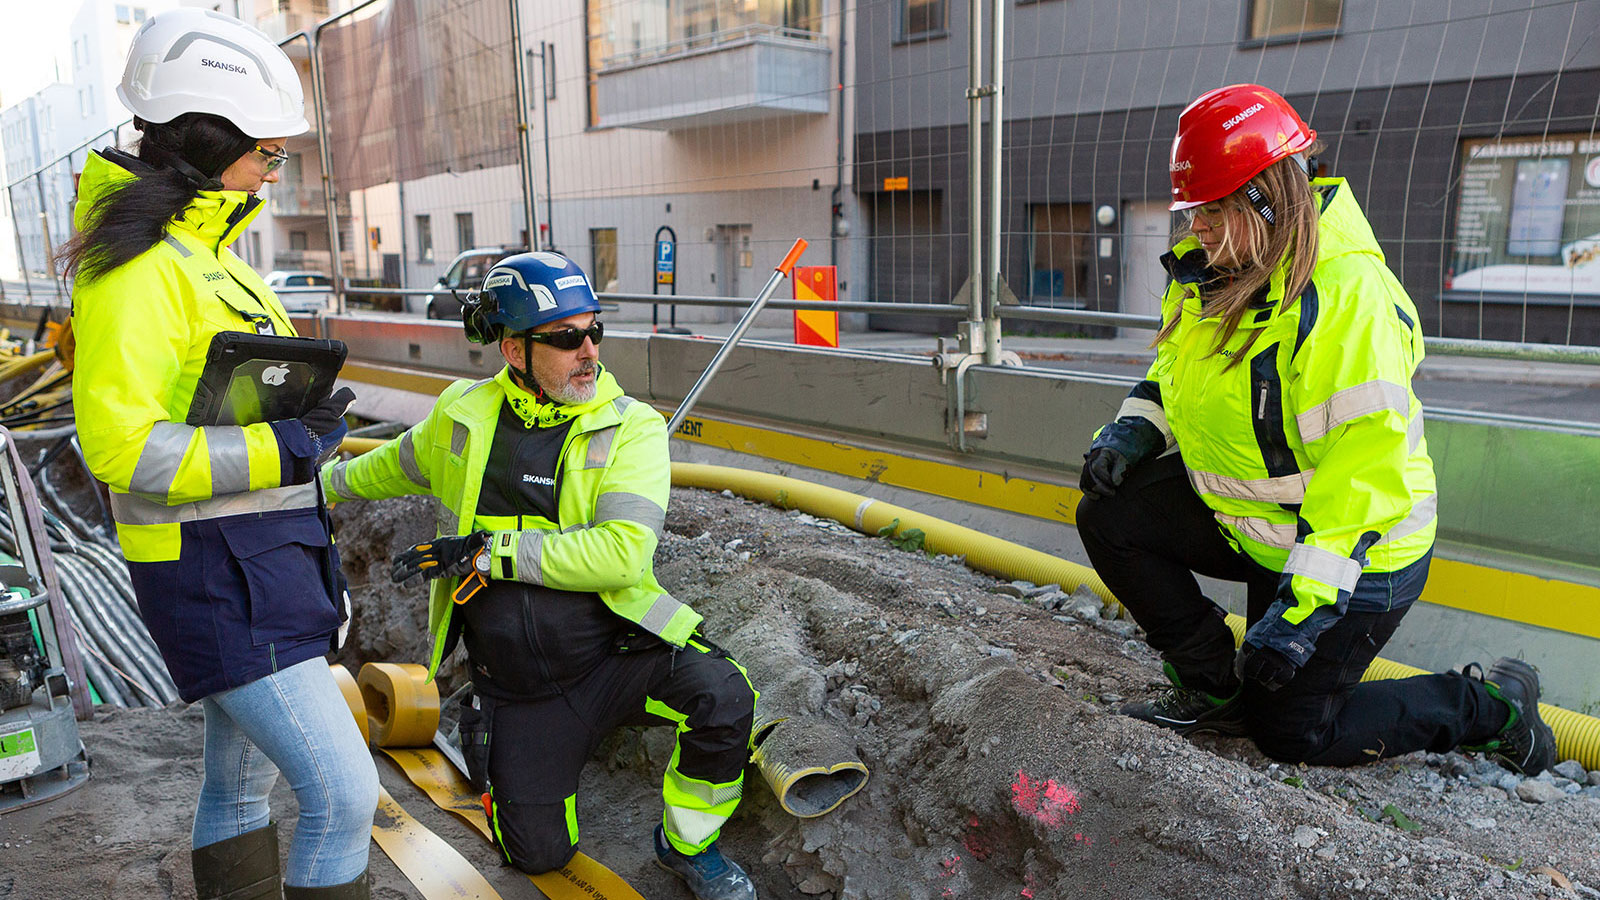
[1011,770,1081,829]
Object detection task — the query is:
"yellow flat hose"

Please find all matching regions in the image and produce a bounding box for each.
[338,665,646,900]
[382,747,647,900]
[327,665,505,900]
[329,662,370,745]
[672,462,1600,771]
[359,662,441,747]
[371,787,506,900]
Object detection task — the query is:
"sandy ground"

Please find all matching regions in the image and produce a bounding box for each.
[3,487,1599,900]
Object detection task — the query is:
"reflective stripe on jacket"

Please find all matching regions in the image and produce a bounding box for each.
[322,365,700,679]
[72,151,306,563]
[1125,178,1437,652]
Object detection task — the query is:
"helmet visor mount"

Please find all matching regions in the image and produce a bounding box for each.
[461,287,500,344]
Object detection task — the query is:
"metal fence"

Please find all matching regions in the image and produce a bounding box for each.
[3,0,1599,353]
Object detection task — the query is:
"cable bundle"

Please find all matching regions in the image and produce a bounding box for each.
[0,431,181,708]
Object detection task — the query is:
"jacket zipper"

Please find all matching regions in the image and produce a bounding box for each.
[517,420,580,693]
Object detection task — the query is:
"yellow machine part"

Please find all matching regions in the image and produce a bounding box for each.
[338,663,646,900]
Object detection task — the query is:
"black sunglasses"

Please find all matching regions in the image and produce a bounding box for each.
[521,321,603,351]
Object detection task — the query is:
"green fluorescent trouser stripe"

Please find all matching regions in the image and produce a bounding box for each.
[488,786,513,864]
[565,793,579,846]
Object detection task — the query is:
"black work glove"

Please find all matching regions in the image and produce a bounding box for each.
[391,530,490,584]
[271,387,356,484]
[302,387,356,439]
[1079,416,1165,499]
[1235,643,1298,692]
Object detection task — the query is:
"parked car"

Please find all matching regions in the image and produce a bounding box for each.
[423,246,525,319]
[264,270,335,313]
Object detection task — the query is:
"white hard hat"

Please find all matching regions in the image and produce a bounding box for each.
[116,8,310,138]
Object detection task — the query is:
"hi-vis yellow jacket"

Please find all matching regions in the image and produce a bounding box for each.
[72,151,309,564]
[1124,178,1437,661]
[321,366,702,679]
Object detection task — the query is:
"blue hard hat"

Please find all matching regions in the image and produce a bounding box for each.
[462,252,601,344]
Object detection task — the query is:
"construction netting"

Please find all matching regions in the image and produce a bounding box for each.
[2,0,1598,344]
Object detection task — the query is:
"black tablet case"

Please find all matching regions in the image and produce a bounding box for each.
[185,332,348,427]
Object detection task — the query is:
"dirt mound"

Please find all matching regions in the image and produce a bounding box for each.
[4,487,1597,899]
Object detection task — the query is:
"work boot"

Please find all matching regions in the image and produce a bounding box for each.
[284,871,369,899]
[654,825,757,900]
[1463,657,1557,776]
[1120,662,1247,737]
[192,823,282,900]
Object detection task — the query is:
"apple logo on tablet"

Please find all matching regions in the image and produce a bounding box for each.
[261,364,290,386]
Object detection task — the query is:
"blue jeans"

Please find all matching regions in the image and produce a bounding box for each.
[193,657,378,887]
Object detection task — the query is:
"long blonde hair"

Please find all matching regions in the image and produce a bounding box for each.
[1155,149,1323,367]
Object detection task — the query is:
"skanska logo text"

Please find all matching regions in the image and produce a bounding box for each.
[201,58,248,75]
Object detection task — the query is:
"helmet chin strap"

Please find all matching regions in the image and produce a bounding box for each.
[509,332,546,400]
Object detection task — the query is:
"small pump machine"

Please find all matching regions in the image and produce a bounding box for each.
[0,426,90,812]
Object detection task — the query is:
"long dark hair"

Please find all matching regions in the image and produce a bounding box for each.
[57,113,256,282]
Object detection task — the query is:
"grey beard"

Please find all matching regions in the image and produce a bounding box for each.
[546,374,597,406]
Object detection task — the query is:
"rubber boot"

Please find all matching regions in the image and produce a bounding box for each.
[192,823,283,900]
[284,870,370,899]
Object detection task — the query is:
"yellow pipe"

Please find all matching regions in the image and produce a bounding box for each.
[329,443,1600,770]
[673,462,1600,772]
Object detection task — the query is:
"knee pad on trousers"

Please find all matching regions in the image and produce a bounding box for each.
[503,835,579,877]
[489,798,579,876]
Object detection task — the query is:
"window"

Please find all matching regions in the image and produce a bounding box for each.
[460,254,494,285]
[902,0,946,39]
[416,215,433,262]
[455,212,475,252]
[115,4,131,23]
[133,7,146,22]
[1028,204,1094,306]
[1247,0,1341,41]
[289,231,308,251]
[1449,134,1600,296]
[590,228,618,293]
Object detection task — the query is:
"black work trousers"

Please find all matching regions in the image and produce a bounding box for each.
[1077,452,1507,766]
[460,639,756,874]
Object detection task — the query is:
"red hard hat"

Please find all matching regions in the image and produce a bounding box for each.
[1169,84,1316,211]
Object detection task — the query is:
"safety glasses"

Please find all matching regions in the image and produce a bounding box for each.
[523,321,604,351]
[253,145,289,174]
[1181,202,1229,223]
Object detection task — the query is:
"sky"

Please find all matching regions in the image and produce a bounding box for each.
[0,1,79,110]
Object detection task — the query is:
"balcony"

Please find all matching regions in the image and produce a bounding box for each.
[596,25,830,131]
[268,184,326,217]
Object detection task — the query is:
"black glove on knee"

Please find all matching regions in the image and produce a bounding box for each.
[1235,643,1298,692]
[1080,416,1166,499]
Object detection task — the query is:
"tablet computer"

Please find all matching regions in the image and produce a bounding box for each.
[185,332,348,427]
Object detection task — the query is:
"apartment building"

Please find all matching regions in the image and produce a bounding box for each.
[854,0,1600,341]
